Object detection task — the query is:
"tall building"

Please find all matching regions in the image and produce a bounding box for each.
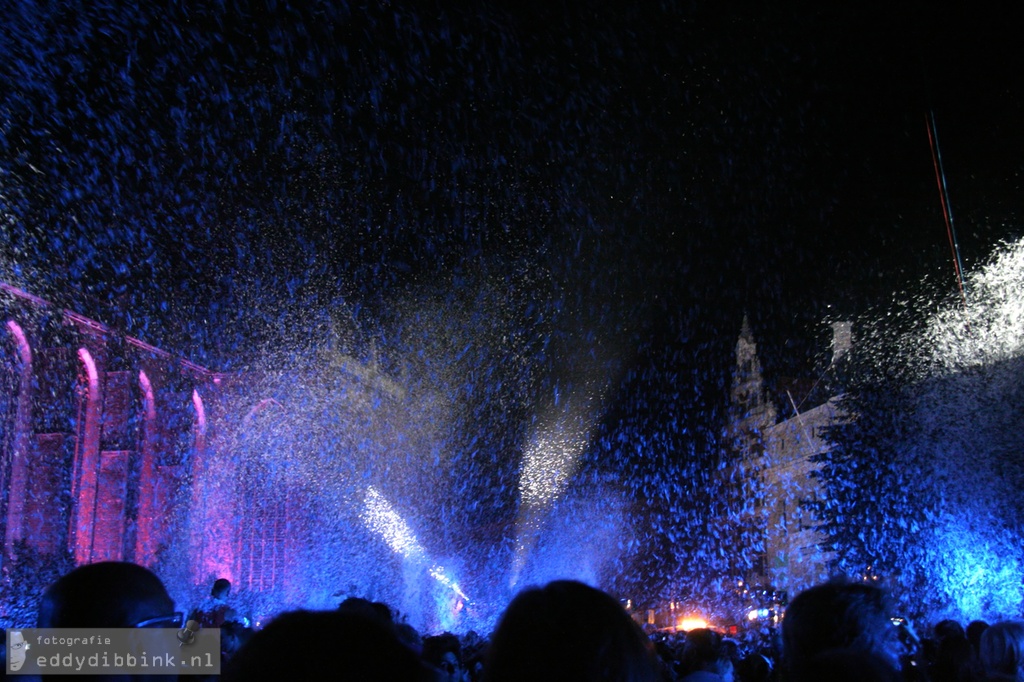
[719,315,778,583]
[727,317,847,597]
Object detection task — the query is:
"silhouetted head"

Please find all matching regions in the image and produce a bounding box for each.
[680,627,733,679]
[935,628,973,681]
[934,618,966,643]
[37,563,179,682]
[979,621,1024,682]
[483,579,659,682]
[212,577,232,599]
[38,561,176,629]
[736,653,773,682]
[683,627,721,663]
[423,632,464,680]
[782,580,899,678]
[337,596,395,630]
[967,620,990,652]
[223,609,430,682]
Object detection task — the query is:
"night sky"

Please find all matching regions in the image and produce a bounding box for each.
[1,0,1022,411]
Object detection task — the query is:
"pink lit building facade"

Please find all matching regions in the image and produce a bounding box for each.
[0,283,227,584]
[1,282,412,624]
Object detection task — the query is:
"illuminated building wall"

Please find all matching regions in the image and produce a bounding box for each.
[727,317,845,596]
[0,283,221,573]
[0,282,257,602]
[1,282,401,615]
[761,397,839,594]
[723,315,779,586]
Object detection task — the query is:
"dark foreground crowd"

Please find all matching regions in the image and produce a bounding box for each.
[4,561,1024,681]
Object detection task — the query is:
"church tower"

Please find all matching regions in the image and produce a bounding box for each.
[708,315,779,589]
[728,314,776,452]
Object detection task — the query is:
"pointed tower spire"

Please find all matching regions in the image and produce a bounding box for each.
[729,314,776,447]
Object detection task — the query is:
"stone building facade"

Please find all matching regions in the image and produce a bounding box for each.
[727,316,848,598]
[0,282,220,574]
[1,282,405,624]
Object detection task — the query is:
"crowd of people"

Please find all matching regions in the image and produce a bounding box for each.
[4,560,1023,681]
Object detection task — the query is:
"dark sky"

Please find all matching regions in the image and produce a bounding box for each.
[1,0,1022,381]
[492,0,1024,388]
